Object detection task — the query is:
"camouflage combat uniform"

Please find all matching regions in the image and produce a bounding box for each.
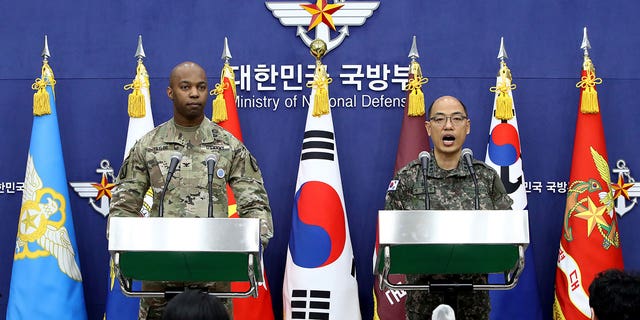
[385,151,513,320]
[109,118,274,320]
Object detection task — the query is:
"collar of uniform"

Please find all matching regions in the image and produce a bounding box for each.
[164,118,215,145]
[428,151,470,178]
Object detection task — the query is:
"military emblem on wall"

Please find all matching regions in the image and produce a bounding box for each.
[266,0,379,52]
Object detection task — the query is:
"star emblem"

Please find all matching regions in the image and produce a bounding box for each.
[24,209,39,231]
[300,0,344,31]
[92,173,115,201]
[611,174,633,200]
[574,196,608,237]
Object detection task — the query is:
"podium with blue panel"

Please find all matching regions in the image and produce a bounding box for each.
[108,217,263,298]
[375,210,529,291]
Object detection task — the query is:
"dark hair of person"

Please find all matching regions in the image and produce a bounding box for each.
[162,288,230,320]
[588,268,640,320]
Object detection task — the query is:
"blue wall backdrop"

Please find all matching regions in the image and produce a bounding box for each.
[1,1,640,319]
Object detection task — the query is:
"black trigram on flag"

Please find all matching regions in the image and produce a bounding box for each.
[290,289,331,319]
[301,130,335,161]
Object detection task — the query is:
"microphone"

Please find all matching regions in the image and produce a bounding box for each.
[461,148,475,176]
[461,148,480,210]
[159,152,182,217]
[418,151,431,210]
[206,154,218,218]
[206,154,218,177]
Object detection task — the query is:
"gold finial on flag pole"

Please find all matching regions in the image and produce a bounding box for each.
[490,37,516,120]
[211,37,235,123]
[124,35,148,118]
[405,35,428,117]
[33,35,54,116]
[577,27,602,114]
[308,39,332,117]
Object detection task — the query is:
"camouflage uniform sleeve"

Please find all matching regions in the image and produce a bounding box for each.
[490,170,514,210]
[228,145,274,247]
[384,170,407,211]
[109,140,150,218]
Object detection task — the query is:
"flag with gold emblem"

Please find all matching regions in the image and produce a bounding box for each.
[553,29,624,320]
[7,41,88,320]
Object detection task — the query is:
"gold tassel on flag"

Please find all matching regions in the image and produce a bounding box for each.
[307,39,332,117]
[32,62,55,116]
[576,57,602,114]
[490,61,516,120]
[210,81,228,122]
[404,60,429,117]
[123,61,148,118]
[32,78,50,116]
[210,64,236,123]
[307,63,332,117]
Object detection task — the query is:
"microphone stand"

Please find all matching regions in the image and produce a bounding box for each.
[471,172,480,210]
[207,173,214,218]
[462,150,480,210]
[206,155,217,218]
[159,153,182,217]
[419,151,431,210]
[422,166,430,210]
[159,171,175,217]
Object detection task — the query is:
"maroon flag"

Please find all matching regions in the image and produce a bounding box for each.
[373,38,429,319]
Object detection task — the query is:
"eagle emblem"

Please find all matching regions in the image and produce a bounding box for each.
[562,147,620,249]
[266,0,379,53]
[15,154,82,281]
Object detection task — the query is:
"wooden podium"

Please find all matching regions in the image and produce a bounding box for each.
[374,210,529,291]
[108,217,262,298]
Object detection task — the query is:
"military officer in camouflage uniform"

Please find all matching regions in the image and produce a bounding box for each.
[385,96,512,320]
[109,61,273,320]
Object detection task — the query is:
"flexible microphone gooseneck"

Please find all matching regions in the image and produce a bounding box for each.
[206,154,218,218]
[418,151,431,210]
[461,148,479,210]
[159,152,182,217]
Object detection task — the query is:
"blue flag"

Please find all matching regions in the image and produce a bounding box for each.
[485,58,543,320]
[7,61,88,319]
[105,270,141,320]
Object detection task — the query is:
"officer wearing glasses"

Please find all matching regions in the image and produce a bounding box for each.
[384,95,513,320]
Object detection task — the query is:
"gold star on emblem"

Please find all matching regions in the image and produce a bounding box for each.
[611,174,633,200]
[92,173,115,201]
[574,196,608,237]
[24,210,39,231]
[300,0,344,31]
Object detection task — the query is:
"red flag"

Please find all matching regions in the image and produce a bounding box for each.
[552,55,624,320]
[373,57,429,319]
[212,63,275,320]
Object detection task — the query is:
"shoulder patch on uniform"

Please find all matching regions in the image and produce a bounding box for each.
[250,155,259,172]
[387,180,399,191]
[119,157,130,179]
